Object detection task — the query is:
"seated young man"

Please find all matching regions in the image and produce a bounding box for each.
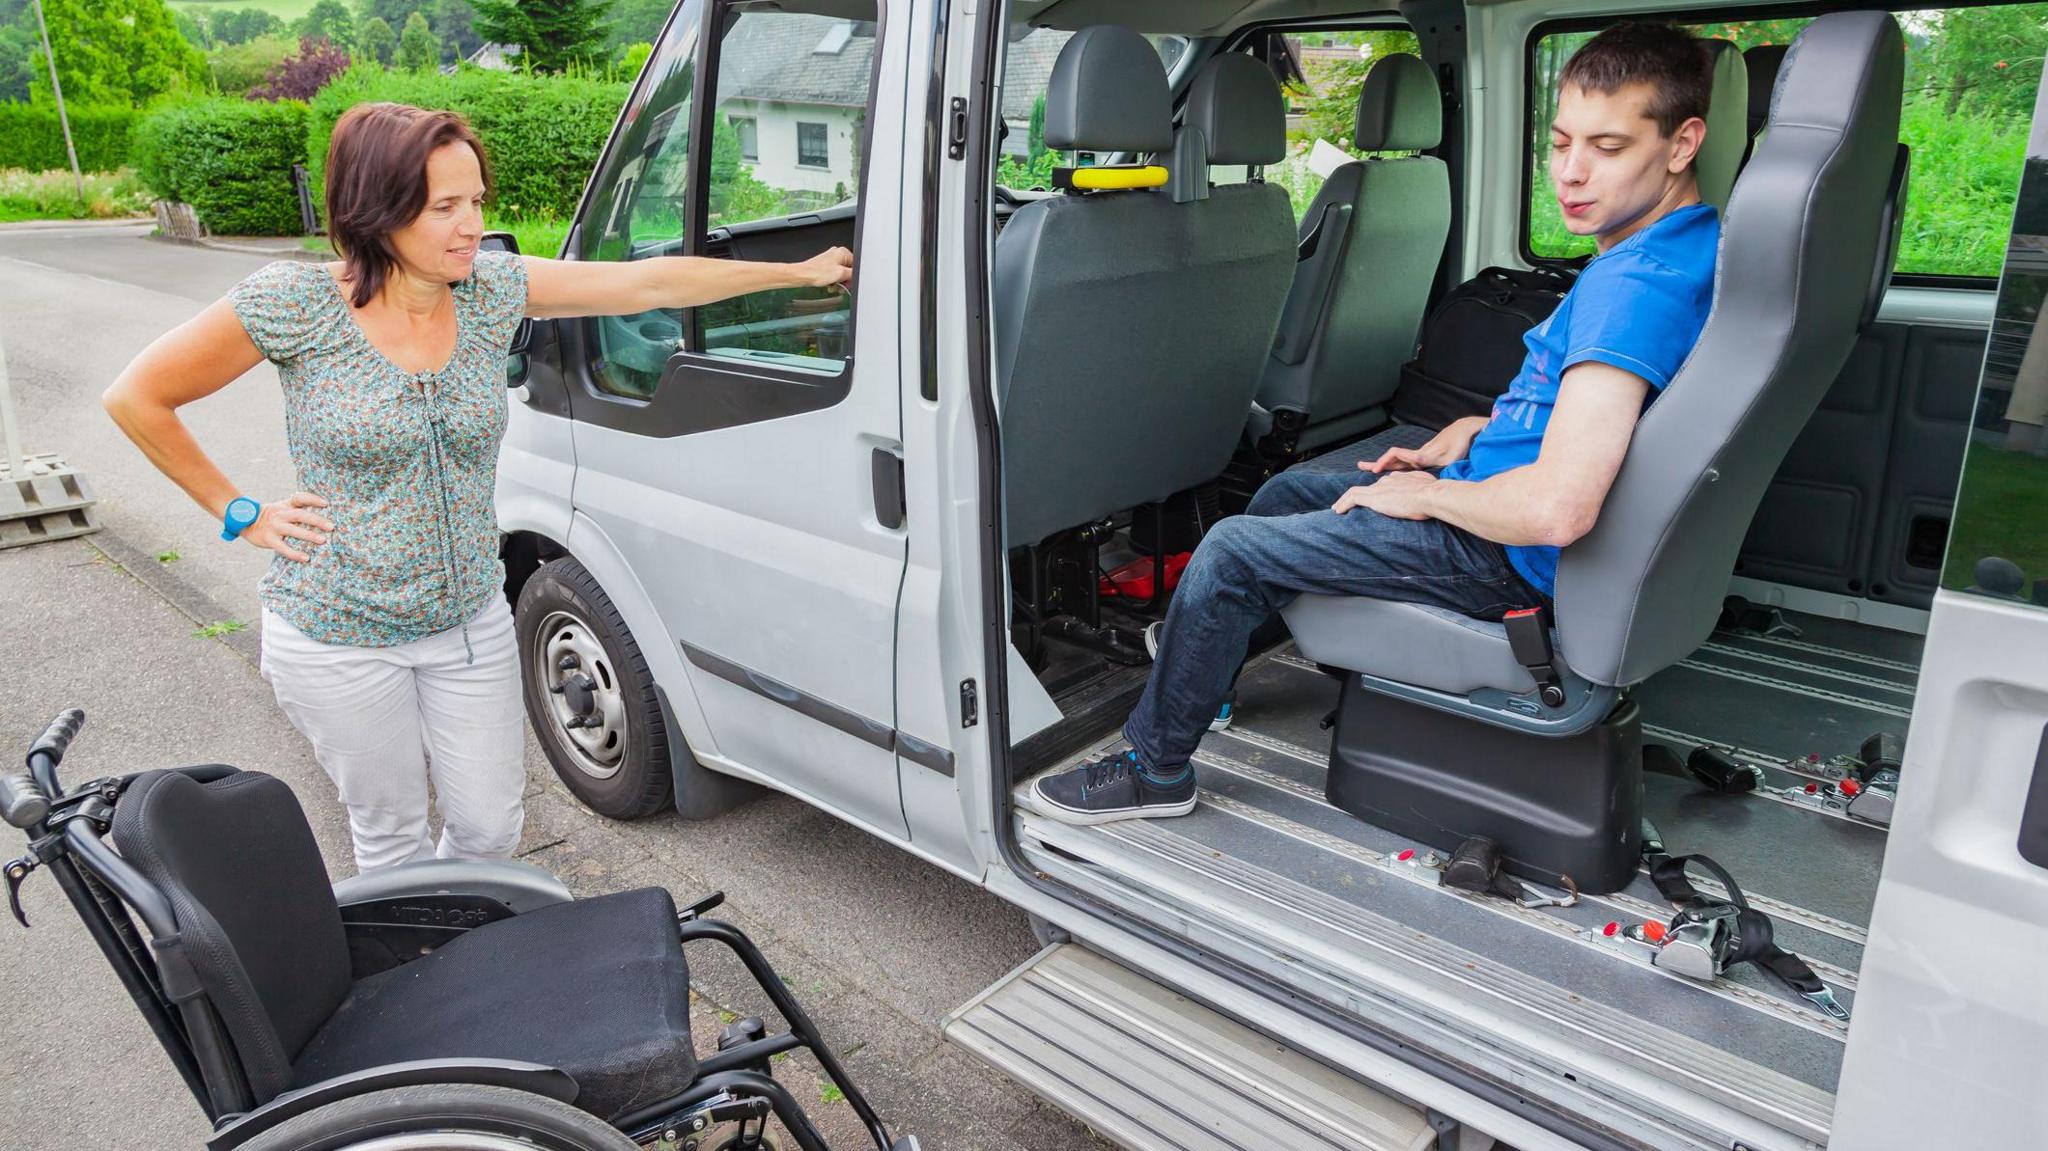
[1035,21,1724,824]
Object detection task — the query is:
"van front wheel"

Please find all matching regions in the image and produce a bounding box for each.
[515,557,676,820]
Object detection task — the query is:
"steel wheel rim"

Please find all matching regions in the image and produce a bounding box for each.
[534,609,628,780]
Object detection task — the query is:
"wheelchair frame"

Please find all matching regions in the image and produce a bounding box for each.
[3,712,906,1151]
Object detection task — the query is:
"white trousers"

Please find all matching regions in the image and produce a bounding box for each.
[260,597,527,872]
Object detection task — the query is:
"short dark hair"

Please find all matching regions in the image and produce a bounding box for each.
[1559,22,1715,140]
[325,103,492,309]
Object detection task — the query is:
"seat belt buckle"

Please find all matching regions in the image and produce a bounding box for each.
[1503,606,1568,708]
[1802,985,1851,1022]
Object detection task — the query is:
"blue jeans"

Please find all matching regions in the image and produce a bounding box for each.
[1121,468,1546,780]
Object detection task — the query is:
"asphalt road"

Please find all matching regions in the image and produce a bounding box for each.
[0,221,1101,1151]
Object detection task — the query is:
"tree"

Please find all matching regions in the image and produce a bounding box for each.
[475,0,612,73]
[174,9,211,50]
[604,0,672,57]
[0,19,34,102]
[396,10,438,71]
[25,0,210,107]
[1925,5,2048,118]
[707,113,787,225]
[429,0,481,63]
[208,34,296,97]
[356,15,396,65]
[297,0,355,47]
[250,35,351,100]
[355,0,425,29]
[210,8,286,46]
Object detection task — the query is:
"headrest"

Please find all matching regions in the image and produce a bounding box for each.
[1043,26,1174,156]
[1744,44,1789,138]
[1182,52,1287,167]
[1354,53,1440,152]
[1765,12,1900,136]
[1695,40,1749,211]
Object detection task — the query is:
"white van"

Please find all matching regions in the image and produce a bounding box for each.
[492,1,2048,1147]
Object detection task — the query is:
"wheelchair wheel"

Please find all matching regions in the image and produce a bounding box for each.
[234,1083,640,1151]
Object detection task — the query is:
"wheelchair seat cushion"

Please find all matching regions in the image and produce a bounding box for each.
[293,886,696,1121]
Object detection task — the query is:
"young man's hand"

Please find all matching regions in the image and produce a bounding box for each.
[1360,415,1489,473]
[1333,471,1437,520]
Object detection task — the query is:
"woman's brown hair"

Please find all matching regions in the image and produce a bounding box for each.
[325,103,493,308]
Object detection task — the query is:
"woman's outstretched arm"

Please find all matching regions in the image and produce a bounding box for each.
[522,246,853,320]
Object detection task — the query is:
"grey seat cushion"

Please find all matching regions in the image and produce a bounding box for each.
[1289,596,1548,696]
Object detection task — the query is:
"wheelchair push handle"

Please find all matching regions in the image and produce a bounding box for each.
[30,708,85,767]
[5,708,84,829]
[0,770,48,830]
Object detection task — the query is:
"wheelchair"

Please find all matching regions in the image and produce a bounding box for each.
[2,709,917,1151]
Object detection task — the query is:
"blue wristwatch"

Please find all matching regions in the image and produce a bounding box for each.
[221,497,261,542]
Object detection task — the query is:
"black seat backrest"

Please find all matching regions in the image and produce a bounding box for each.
[996,27,1295,547]
[111,768,351,1104]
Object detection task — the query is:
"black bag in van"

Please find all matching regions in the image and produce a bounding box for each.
[1391,264,1576,430]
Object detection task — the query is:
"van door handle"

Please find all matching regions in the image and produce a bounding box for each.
[872,447,905,530]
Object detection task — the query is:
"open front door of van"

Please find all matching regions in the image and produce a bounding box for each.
[1832,71,2048,1148]
[558,0,916,840]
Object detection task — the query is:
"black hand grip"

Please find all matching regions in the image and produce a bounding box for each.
[0,772,49,829]
[29,709,85,765]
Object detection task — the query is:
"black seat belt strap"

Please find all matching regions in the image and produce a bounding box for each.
[1502,606,1567,708]
[1644,850,1848,1021]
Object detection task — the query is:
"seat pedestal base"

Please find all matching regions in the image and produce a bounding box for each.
[1325,678,1643,894]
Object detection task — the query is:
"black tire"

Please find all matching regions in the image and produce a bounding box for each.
[234,1083,639,1151]
[516,556,757,821]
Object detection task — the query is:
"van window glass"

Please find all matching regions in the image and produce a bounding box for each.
[1264,30,1423,219]
[694,6,879,370]
[1526,6,2048,279]
[995,29,1190,190]
[1943,94,2048,603]
[575,0,702,399]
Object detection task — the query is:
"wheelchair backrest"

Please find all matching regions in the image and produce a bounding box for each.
[110,768,352,1104]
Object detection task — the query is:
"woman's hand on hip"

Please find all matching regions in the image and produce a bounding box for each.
[246,492,333,563]
[793,246,854,289]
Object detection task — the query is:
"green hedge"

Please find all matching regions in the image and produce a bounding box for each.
[308,66,630,224]
[0,104,139,172]
[133,99,309,236]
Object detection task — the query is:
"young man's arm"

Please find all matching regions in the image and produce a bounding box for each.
[1334,361,1650,547]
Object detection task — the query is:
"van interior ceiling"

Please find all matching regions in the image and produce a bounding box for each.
[981,2,1968,1141]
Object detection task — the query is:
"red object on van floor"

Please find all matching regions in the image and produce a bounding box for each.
[1099,552,1192,599]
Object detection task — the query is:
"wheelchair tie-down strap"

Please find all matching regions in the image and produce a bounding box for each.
[1644,850,1849,1022]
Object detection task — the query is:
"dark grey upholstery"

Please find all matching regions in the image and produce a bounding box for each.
[1355,53,1441,151]
[999,33,1295,546]
[1258,54,1450,454]
[1284,12,1906,720]
[1183,52,1287,166]
[1697,40,1749,211]
[112,769,353,1104]
[296,888,696,1121]
[1042,25,1173,154]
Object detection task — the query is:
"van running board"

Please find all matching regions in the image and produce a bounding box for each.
[943,943,1436,1151]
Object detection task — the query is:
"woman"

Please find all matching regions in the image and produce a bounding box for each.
[103,103,852,871]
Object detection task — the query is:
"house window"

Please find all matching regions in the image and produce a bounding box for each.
[797,122,830,169]
[732,115,758,162]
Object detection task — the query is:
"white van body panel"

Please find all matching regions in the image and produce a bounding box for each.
[497,396,578,549]
[1832,591,2048,1148]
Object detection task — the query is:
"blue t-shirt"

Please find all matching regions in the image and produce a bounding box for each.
[1439,203,1721,597]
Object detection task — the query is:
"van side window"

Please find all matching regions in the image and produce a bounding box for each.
[1525,5,2048,280]
[577,0,702,399]
[693,8,880,371]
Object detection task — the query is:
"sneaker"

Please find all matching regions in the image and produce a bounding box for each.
[1032,749,1197,825]
[1142,622,1236,732]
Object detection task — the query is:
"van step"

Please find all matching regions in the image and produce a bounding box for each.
[942,943,1435,1151]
